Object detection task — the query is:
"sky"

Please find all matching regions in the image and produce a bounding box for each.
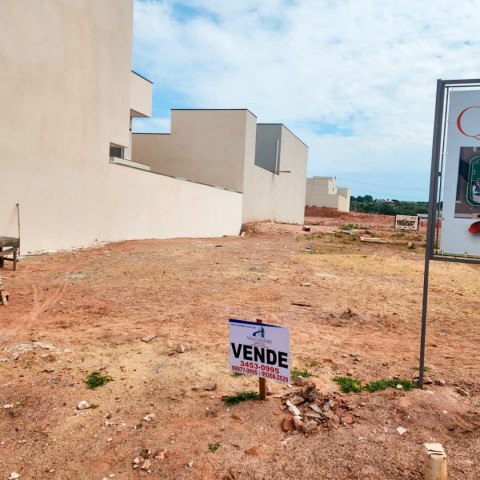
[131,0,480,201]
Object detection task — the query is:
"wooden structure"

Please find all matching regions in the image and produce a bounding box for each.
[0,236,19,271]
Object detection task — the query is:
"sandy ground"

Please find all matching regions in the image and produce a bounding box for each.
[0,210,479,480]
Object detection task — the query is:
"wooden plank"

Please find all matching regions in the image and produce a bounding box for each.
[0,248,15,257]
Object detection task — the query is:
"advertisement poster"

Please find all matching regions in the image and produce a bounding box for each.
[440,90,480,256]
[394,215,419,231]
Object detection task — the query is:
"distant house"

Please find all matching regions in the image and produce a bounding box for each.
[305,177,351,212]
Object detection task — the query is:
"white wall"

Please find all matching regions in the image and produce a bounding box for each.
[0,1,243,253]
[243,125,308,224]
[133,110,254,192]
[305,177,351,212]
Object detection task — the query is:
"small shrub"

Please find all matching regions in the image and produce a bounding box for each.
[338,224,358,231]
[333,376,362,393]
[84,371,113,389]
[224,391,260,405]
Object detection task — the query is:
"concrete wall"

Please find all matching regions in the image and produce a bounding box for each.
[130,72,153,118]
[0,1,243,253]
[133,110,255,192]
[243,125,308,224]
[305,177,350,212]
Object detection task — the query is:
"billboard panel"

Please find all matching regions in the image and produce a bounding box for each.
[395,215,419,231]
[440,90,480,256]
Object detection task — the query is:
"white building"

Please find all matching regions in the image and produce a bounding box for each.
[305,177,351,212]
[0,0,308,253]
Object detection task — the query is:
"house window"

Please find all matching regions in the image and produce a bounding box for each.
[109,144,124,158]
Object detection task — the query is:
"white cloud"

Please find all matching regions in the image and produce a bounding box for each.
[132,0,480,199]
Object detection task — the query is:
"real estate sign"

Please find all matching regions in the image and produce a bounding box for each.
[229,318,290,384]
[394,215,419,231]
[441,90,480,256]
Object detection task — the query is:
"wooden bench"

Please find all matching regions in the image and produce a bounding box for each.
[0,237,20,271]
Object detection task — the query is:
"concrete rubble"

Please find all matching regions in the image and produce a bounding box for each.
[280,382,356,435]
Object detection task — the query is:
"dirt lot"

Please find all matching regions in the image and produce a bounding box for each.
[0,210,479,479]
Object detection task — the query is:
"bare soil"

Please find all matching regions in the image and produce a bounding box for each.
[0,210,479,480]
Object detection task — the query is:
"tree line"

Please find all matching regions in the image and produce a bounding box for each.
[350,196,428,216]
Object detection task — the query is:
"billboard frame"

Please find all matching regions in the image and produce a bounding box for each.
[419,78,480,388]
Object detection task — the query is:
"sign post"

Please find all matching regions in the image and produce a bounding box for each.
[229,318,290,399]
[257,319,267,400]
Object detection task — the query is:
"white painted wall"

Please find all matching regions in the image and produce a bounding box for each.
[305,177,351,212]
[133,110,253,192]
[0,0,243,253]
[243,125,308,224]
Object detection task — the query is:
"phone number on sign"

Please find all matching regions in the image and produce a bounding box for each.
[231,365,289,383]
[239,361,280,373]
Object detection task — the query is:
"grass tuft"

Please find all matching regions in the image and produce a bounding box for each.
[338,223,358,231]
[334,376,416,394]
[364,378,415,392]
[333,376,362,393]
[224,391,260,405]
[208,442,220,453]
[291,367,313,381]
[84,371,113,390]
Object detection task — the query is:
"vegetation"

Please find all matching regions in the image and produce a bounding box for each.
[332,376,362,393]
[224,391,260,405]
[338,223,358,230]
[291,367,313,381]
[333,376,416,393]
[364,378,416,392]
[84,371,114,389]
[208,442,221,453]
[350,196,428,216]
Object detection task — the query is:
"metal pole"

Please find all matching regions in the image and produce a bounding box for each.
[419,80,445,388]
[16,203,21,255]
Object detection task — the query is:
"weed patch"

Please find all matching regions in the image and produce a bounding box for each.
[224,391,260,405]
[208,443,220,453]
[338,223,358,230]
[291,367,313,381]
[364,378,415,392]
[84,371,113,390]
[334,376,416,393]
[333,376,362,393]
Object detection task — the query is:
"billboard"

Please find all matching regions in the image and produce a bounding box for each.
[440,90,480,257]
[395,215,419,231]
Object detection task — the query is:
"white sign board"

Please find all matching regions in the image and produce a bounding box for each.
[442,90,480,256]
[395,215,419,231]
[229,318,290,384]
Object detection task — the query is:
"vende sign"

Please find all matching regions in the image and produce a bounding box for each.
[229,318,290,384]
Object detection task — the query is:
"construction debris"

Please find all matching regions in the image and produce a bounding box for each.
[280,382,355,435]
[360,237,387,244]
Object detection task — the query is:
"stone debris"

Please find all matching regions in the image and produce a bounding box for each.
[396,426,407,435]
[141,459,151,471]
[188,460,194,468]
[176,344,185,353]
[455,386,469,397]
[280,382,355,435]
[3,404,13,409]
[143,413,155,422]
[9,474,20,480]
[203,382,217,391]
[132,458,141,469]
[77,400,90,410]
[293,375,308,386]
